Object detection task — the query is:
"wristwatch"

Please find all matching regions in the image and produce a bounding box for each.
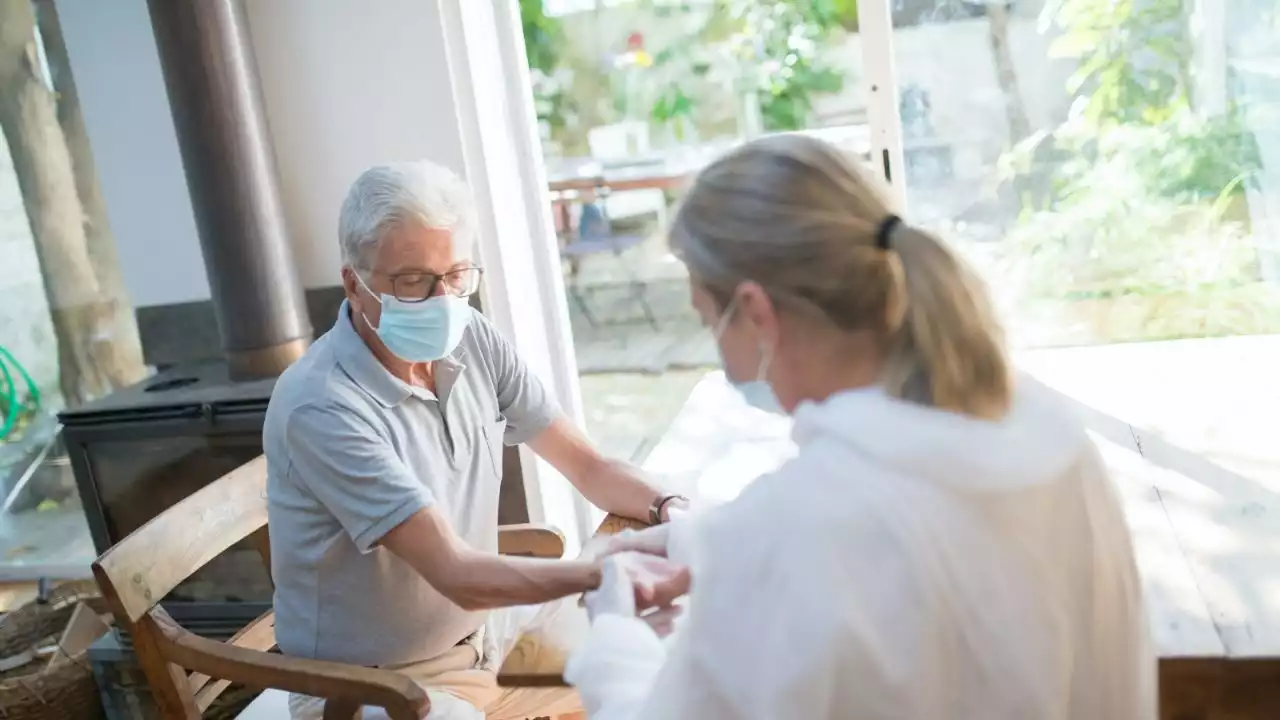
[648,494,688,525]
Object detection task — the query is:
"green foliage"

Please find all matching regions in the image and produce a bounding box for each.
[1111,111,1262,202]
[990,0,1279,342]
[831,0,860,31]
[993,106,1275,340]
[716,0,848,131]
[520,0,563,74]
[646,0,847,132]
[1023,0,1261,204]
[993,189,1280,342]
[650,85,694,124]
[1005,109,1262,209]
[1043,0,1193,126]
[521,0,577,134]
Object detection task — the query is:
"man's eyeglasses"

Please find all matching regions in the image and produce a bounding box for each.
[385,267,484,303]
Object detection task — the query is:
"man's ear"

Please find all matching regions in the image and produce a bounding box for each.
[340,267,360,298]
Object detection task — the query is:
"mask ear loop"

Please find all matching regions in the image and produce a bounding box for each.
[712,293,739,339]
[756,338,774,384]
[717,289,775,385]
[352,270,384,331]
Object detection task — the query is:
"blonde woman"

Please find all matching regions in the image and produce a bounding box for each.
[565,134,1155,720]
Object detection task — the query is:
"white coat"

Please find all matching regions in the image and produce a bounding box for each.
[566,376,1156,720]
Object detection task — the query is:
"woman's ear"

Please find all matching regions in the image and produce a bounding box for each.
[738,282,779,345]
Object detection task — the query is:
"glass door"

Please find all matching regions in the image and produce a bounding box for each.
[867,0,1280,488]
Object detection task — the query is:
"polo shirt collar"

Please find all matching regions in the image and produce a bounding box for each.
[332,300,466,407]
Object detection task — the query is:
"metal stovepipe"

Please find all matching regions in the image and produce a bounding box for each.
[146,0,311,378]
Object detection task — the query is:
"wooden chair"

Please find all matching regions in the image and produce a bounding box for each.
[91,455,567,720]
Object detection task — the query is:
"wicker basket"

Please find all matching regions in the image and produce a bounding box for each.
[0,580,109,720]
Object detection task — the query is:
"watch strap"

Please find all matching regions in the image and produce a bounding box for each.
[648,494,687,524]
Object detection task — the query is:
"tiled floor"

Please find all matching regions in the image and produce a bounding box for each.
[563,225,722,463]
[577,370,709,464]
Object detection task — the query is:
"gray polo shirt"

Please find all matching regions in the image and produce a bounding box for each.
[264,300,556,666]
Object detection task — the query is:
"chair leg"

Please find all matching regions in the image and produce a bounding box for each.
[633,282,659,330]
[564,258,599,328]
[612,248,659,330]
[572,288,600,328]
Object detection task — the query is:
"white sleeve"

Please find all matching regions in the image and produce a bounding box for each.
[665,504,708,568]
[566,500,841,720]
[563,616,668,720]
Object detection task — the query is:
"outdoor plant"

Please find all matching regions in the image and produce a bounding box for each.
[720,0,847,131]
[646,0,848,132]
[989,0,1278,342]
[1043,0,1193,127]
[521,0,577,137]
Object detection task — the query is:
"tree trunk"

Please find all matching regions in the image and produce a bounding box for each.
[986,2,1032,143]
[34,0,148,390]
[0,0,114,406]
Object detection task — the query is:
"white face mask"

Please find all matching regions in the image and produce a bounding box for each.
[712,294,785,415]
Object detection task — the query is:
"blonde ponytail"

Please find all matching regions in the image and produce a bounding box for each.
[880,224,1011,419]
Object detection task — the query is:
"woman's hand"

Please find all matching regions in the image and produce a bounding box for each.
[586,551,689,636]
[584,524,672,560]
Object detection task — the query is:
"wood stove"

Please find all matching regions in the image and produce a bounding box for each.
[61,361,274,638]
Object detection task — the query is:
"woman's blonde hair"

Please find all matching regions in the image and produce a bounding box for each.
[670,133,1012,419]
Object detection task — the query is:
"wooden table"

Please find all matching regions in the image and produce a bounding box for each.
[498,372,1280,717]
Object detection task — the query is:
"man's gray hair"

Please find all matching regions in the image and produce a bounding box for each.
[338,160,476,271]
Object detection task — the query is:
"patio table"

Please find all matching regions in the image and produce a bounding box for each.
[544,125,874,196]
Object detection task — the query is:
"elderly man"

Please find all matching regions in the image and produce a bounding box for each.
[264,160,687,719]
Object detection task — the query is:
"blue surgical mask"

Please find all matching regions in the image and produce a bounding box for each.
[356,274,472,362]
[713,295,785,415]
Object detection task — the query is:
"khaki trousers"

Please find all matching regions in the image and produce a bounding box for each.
[287,606,582,720]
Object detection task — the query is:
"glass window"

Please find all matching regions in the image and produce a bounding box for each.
[522,0,871,458]
[886,0,1279,486]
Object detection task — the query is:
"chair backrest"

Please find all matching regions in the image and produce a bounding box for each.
[92,455,272,718]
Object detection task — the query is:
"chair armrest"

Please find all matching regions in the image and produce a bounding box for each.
[498,523,565,558]
[151,611,427,720]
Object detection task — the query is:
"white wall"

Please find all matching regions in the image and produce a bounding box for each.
[242,0,468,290]
[52,0,208,308]
[53,0,469,303]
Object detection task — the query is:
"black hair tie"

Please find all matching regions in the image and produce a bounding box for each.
[876,214,902,251]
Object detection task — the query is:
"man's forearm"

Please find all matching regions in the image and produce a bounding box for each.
[440,551,602,611]
[529,418,664,522]
[580,457,664,523]
[381,507,603,611]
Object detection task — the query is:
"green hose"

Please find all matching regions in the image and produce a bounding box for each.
[0,346,41,441]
